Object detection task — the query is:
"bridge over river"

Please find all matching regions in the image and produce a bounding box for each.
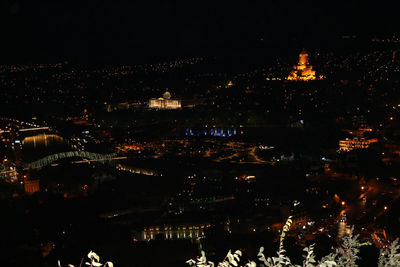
[23,151,120,170]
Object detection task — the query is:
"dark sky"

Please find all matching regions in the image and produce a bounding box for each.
[0,1,397,63]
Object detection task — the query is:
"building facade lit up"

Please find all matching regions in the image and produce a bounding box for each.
[24,178,40,194]
[149,90,181,109]
[288,50,318,81]
[141,223,211,241]
[339,138,378,152]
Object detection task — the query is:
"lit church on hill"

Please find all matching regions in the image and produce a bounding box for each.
[288,50,320,81]
[149,90,181,109]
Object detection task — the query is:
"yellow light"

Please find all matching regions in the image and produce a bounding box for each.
[288,50,318,81]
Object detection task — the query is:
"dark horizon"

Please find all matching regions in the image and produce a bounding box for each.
[1,1,398,63]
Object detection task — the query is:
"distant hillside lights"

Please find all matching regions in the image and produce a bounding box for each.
[288,49,324,81]
[149,90,181,109]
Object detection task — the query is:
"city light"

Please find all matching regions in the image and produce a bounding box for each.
[0,9,399,265]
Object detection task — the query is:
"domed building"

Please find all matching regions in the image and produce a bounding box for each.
[288,50,317,81]
[149,90,181,109]
[162,91,171,100]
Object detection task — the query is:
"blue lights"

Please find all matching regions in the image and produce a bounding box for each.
[184,128,238,137]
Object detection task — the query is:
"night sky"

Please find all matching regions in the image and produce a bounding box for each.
[0,1,397,62]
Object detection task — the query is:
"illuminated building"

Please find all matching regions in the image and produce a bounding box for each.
[288,50,318,81]
[141,223,211,240]
[149,90,181,109]
[22,134,64,148]
[116,164,157,176]
[24,178,40,194]
[185,127,237,137]
[339,138,378,152]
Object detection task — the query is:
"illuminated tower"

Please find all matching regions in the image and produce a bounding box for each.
[288,49,317,81]
[298,51,308,66]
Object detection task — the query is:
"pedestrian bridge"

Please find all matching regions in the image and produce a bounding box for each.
[23,151,118,170]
